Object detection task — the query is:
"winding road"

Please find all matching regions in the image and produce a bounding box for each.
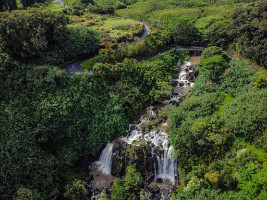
[54,0,265,76]
[54,0,203,75]
[64,22,151,75]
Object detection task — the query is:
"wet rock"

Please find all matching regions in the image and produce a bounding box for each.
[162,100,170,105]
[147,181,175,200]
[148,184,161,200]
[171,80,178,86]
[129,124,136,131]
[138,123,146,132]
[178,82,184,87]
[156,178,163,183]
[112,141,129,177]
[144,171,155,187]
[86,60,199,199]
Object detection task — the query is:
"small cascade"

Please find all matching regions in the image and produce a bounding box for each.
[172,61,196,88]
[95,143,114,174]
[154,146,178,183]
[122,125,177,183]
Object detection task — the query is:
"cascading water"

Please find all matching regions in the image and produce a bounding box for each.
[122,126,178,183]
[95,143,114,174]
[154,146,178,183]
[90,61,196,197]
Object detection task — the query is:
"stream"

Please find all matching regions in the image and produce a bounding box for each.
[88,61,197,199]
[53,1,200,198]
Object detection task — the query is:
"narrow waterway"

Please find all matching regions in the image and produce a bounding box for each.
[89,60,197,199]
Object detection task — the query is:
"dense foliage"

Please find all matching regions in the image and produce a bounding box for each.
[222,1,266,66]
[1,1,266,199]
[0,36,188,199]
[167,47,267,199]
[86,49,189,115]
[0,0,50,11]
[0,61,129,199]
[110,165,143,200]
[116,0,266,67]
[0,8,100,65]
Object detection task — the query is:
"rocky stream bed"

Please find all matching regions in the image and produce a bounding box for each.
[86,60,198,199]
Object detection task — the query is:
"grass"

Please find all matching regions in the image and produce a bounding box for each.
[68,14,142,37]
[215,92,234,117]
[41,2,65,12]
[240,57,267,75]
[81,57,98,71]
[239,141,267,165]
[189,56,200,64]
[90,18,141,37]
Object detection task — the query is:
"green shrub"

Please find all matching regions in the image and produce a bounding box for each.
[110,165,143,200]
[221,89,267,140]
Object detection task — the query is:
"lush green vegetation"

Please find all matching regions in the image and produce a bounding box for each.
[0,0,49,11]
[0,8,101,65]
[67,13,143,38]
[0,61,129,199]
[165,47,267,199]
[116,0,266,67]
[83,49,189,114]
[0,29,189,199]
[0,0,266,199]
[110,165,144,200]
[81,27,168,70]
[41,1,65,11]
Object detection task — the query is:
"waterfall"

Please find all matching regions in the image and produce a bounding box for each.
[96,143,114,174]
[154,146,177,183]
[92,61,196,186]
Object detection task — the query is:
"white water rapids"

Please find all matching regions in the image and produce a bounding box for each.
[95,143,114,174]
[94,61,196,184]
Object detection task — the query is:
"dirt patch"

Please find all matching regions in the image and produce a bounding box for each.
[173,86,192,95]
[90,163,115,190]
[189,56,201,64]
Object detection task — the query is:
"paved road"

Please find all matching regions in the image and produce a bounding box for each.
[64,22,151,75]
[139,46,205,62]
[55,1,265,76]
[227,54,267,76]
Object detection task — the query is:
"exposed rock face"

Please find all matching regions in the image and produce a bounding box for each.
[111,137,156,184]
[87,61,197,199]
[111,140,128,177]
[148,180,175,200]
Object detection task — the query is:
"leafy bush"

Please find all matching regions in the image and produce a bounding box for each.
[110,165,143,200]
[221,89,267,141]
[170,188,245,200]
[0,64,129,199]
[64,179,88,200]
[238,162,267,199]
[219,60,255,96]
[199,55,229,80]
[44,26,101,65]
[0,8,67,60]
[0,9,101,65]
[167,16,201,46]
[200,46,229,61]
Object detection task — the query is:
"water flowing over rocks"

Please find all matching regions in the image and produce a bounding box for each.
[88,61,197,199]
